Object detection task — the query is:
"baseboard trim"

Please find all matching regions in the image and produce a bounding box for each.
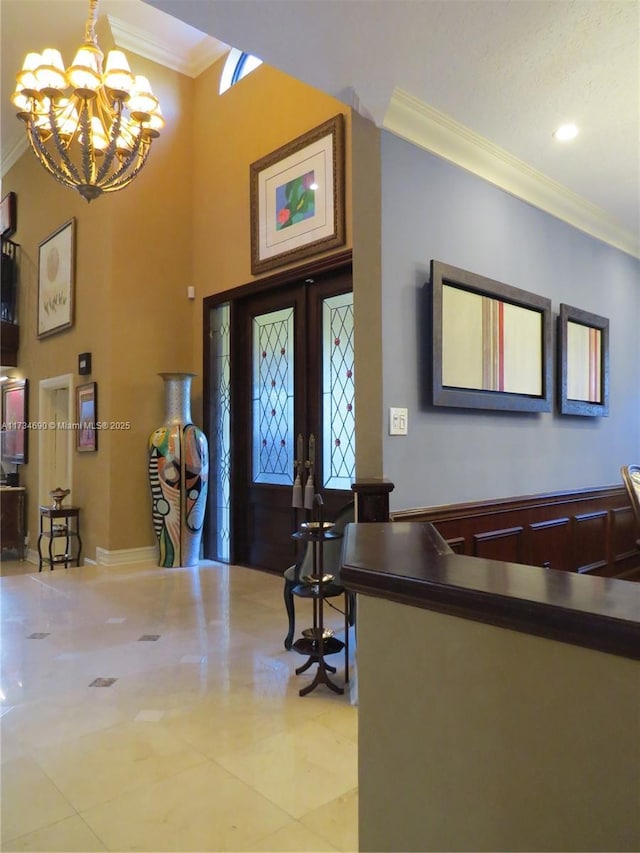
[23,548,152,568]
[95,546,157,566]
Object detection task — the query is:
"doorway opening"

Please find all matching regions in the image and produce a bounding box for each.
[38,374,74,508]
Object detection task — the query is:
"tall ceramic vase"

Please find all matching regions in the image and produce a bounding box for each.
[148,372,209,567]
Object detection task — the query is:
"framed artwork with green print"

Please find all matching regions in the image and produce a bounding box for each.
[250,115,345,274]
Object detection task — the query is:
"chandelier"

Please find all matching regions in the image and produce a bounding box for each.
[11,0,164,202]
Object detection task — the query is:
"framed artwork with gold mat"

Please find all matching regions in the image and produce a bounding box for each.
[38,218,75,339]
[250,115,345,274]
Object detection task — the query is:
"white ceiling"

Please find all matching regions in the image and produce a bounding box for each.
[2,0,638,256]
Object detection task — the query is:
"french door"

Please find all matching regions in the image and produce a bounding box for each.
[231,269,354,571]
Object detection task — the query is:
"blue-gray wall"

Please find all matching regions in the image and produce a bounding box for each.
[381,131,640,511]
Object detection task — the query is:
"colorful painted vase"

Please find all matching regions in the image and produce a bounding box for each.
[148,372,209,567]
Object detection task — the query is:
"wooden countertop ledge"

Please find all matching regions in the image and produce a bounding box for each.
[340,522,640,661]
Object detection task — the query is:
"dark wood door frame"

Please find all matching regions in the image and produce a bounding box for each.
[202,250,352,564]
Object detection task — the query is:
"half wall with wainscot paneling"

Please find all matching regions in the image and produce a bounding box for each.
[391,485,640,581]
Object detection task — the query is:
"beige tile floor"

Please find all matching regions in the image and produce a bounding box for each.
[0,558,358,852]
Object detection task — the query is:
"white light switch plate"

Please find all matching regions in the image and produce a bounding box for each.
[389,407,408,435]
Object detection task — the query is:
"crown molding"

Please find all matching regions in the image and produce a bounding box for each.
[384,88,639,259]
[106,15,227,79]
[1,136,28,178]
[188,37,229,79]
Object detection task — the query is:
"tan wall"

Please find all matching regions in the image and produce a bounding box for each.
[3,154,114,561]
[2,50,374,560]
[189,58,353,420]
[357,594,640,852]
[192,59,352,297]
[106,61,195,551]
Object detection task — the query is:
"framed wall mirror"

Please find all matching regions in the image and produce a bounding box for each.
[431,260,552,413]
[1,378,28,464]
[558,303,609,416]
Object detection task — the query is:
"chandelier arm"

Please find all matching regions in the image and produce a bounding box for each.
[77,102,97,186]
[99,149,150,192]
[98,131,147,189]
[100,150,149,190]
[99,173,141,194]
[26,125,77,189]
[98,138,150,191]
[46,102,83,185]
[95,101,124,183]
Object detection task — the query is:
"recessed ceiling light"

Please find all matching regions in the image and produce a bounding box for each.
[553,123,579,142]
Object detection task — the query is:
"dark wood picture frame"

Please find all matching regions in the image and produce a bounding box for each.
[250,114,345,274]
[76,381,97,452]
[431,260,552,412]
[1,379,28,464]
[558,303,609,416]
[37,218,75,339]
[0,192,17,237]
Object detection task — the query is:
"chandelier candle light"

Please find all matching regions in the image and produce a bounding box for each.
[11,0,164,201]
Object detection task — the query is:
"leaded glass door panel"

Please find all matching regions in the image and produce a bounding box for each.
[232,270,353,572]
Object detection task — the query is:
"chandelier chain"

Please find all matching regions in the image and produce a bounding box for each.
[84,0,100,49]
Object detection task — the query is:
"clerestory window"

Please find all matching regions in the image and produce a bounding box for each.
[219,49,263,94]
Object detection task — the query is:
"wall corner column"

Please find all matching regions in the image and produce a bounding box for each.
[351,109,383,479]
